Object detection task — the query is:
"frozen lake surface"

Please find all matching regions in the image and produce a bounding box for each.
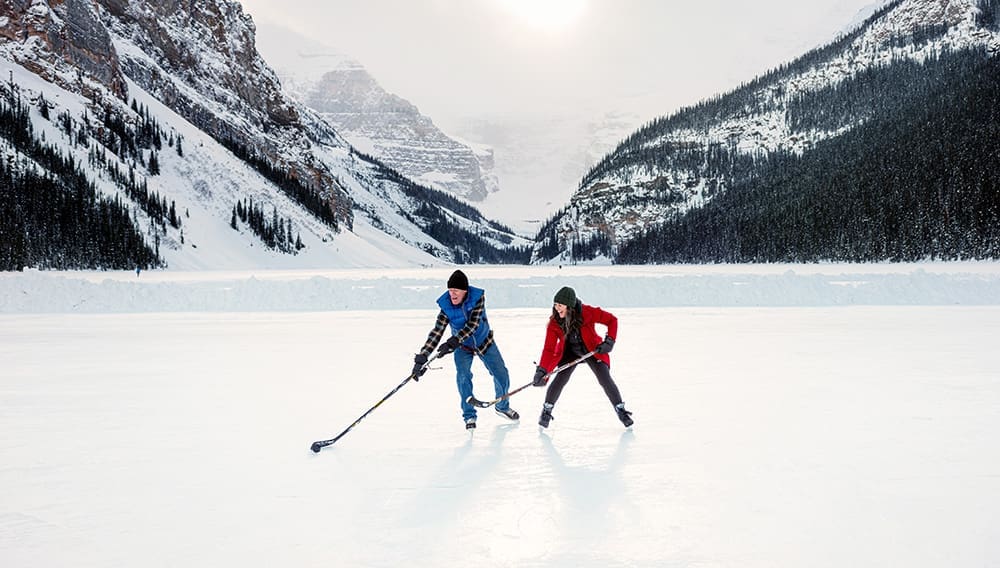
[2,264,999,566]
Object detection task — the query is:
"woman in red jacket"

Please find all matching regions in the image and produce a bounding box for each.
[532,286,633,428]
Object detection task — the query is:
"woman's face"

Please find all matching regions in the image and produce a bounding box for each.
[554,302,568,318]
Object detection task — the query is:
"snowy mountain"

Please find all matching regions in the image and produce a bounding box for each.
[451,109,642,236]
[535,0,1000,263]
[0,0,528,270]
[253,24,498,204]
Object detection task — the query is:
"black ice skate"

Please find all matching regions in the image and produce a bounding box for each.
[615,403,634,428]
[538,403,554,428]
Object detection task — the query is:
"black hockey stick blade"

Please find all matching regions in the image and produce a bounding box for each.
[465,381,533,409]
[466,394,493,408]
[311,439,338,452]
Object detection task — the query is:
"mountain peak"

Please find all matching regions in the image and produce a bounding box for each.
[254,23,497,202]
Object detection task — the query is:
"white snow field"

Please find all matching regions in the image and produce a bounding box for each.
[2,263,999,567]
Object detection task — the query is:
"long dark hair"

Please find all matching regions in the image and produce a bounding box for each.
[551,301,581,337]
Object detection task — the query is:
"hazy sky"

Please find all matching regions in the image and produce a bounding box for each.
[237,0,879,129]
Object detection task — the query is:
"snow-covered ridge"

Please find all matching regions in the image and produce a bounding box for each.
[638,0,998,167]
[544,0,1000,261]
[3,263,999,313]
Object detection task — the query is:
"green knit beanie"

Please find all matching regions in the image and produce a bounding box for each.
[553,286,576,306]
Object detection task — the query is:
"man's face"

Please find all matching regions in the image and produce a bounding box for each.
[448,288,467,305]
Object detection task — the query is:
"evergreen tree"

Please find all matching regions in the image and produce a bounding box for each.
[37,92,50,120]
[147,150,159,175]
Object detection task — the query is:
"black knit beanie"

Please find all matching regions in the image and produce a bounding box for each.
[447,269,469,290]
[553,286,576,306]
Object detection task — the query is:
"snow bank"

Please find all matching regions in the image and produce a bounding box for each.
[2,263,999,313]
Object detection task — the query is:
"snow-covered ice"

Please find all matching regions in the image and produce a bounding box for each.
[2,263,999,567]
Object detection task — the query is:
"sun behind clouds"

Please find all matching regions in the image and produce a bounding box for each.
[492,0,588,32]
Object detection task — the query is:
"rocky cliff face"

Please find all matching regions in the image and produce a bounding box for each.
[93,0,353,227]
[301,61,494,202]
[0,0,126,99]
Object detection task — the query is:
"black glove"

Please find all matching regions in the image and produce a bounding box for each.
[411,353,428,381]
[437,336,460,356]
[595,335,615,354]
[532,366,549,387]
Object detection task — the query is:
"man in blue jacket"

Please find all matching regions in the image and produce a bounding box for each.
[412,270,519,429]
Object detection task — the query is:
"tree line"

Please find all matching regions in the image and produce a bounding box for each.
[618,48,1000,263]
[1,82,161,270]
[230,197,304,254]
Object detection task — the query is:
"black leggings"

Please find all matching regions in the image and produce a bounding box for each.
[544,356,623,407]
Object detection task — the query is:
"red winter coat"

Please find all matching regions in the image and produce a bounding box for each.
[538,303,618,372]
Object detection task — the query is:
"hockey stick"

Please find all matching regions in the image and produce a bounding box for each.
[466,350,597,409]
[310,351,444,452]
